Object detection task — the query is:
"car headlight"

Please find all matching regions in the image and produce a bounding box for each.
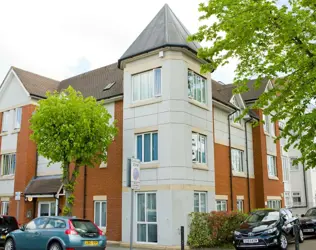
[264,227,278,234]
[234,231,241,236]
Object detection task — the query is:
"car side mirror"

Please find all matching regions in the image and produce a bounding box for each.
[301,214,305,218]
[20,224,26,231]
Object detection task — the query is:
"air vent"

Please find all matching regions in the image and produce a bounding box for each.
[103,82,115,91]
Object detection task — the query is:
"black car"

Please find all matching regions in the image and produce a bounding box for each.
[233,209,304,249]
[300,207,316,235]
[0,216,19,246]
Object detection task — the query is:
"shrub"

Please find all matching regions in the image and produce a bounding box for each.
[188,211,248,248]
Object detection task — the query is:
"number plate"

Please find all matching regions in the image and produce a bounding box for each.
[303,229,314,233]
[84,241,99,246]
[1,235,6,239]
[243,239,259,244]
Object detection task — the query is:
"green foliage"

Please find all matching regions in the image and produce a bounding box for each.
[190,0,316,169]
[30,86,118,215]
[188,211,247,248]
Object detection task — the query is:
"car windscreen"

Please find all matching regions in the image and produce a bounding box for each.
[0,216,18,229]
[305,208,316,217]
[71,219,99,234]
[246,211,280,223]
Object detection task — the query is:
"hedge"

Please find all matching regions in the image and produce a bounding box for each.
[187,211,248,248]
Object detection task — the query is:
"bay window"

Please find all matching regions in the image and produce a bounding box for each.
[188,70,207,104]
[1,153,16,176]
[192,132,207,164]
[136,132,158,163]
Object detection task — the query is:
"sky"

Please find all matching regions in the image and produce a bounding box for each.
[0,0,249,84]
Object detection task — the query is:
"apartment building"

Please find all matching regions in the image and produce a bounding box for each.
[0,3,312,248]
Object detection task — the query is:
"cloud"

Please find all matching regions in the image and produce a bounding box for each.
[66,57,92,78]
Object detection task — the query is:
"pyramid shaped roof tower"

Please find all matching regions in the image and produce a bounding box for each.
[118,4,201,67]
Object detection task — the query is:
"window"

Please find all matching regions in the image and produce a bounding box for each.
[26,217,49,230]
[282,156,289,182]
[14,108,22,129]
[292,192,302,206]
[192,132,207,164]
[2,111,9,132]
[1,154,16,176]
[1,201,9,215]
[38,202,56,217]
[132,68,161,102]
[230,97,242,125]
[284,192,291,207]
[263,114,270,133]
[216,200,227,211]
[237,200,244,212]
[231,149,244,173]
[46,219,66,229]
[94,201,107,228]
[194,192,207,212]
[267,155,277,177]
[290,157,299,171]
[137,192,157,243]
[188,70,207,104]
[136,132,158,163]
[267,200,281,209]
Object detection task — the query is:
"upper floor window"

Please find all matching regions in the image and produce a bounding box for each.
[15,108,22,129]
[1,153,16,176]
[267,155,277,177]
[282,156,289,182]
[263,114,275,136]
[188,70,207,104]
[132,68,161,102]
[136,132,158,163]
[231,149,244,173]
[290,157,299,171]
[194,192,207,212]
[230,97,242,125]
[192,132,207,164]
[2,111,10,132]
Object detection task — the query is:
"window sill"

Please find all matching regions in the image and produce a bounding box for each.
[12,129,20,134]
[232,171,254,179]
[0,175,14,180]
[99,162,107,168]
[192,163,208,171]
[268,175,279,180]
[140,163,159,169]
[129,97,162,108]
[188,99,209,111]
[0,132,9,136]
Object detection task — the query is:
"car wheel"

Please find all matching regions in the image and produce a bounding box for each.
[49,242,62,250]
[299,229,304,243]
[5,238,16,250]
[279,233,288,250]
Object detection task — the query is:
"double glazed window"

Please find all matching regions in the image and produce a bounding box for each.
[15,108,22,129]
[38,202,56,217]
[230,97,242,124]
[94,201,107,228]
[284,192,291,207]
[267,155,277,177]
[2,108,22,132]
[263,114,275,136]
[194,192,207,212]
[231,149,244,173]
[2,111,10,132]
[282,156,289,182]
[267,200,281,209]
[132,68,161,102]
[1,201,9,215]
[216,200,227,211]
[1,154,16,176]
[136,132,158,163]
[188,70,207,104]
[192,132,206,164]
[137,192,157,243]
[292,192,302,206]
[237,200,244,212]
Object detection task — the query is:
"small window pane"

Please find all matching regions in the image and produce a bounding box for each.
[136,135,142,162]
[200,193,206,212]
[101,202,106,227]
[194,193,199,212]
[152,133,158,161]
[148,224,158,243]
[192,133,198,162]
[144,134,151,162]
[154,69,161,96]
[137,194,145,222]
[133,75,140,102]
[95,202,100,226]
[147,193,156,222]
[188,70,194,97]
[137,224,146,242]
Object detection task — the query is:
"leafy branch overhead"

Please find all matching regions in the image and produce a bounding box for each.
[30,86,118,215]
[189,0,316,169]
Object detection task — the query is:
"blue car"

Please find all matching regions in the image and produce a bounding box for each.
[4,216,107,250]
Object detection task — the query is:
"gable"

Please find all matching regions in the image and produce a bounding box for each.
[230,94,245,109]
[0,70,30,110]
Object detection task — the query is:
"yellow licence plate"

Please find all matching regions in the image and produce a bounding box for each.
[1,235,6,239]
[84,241,98,246]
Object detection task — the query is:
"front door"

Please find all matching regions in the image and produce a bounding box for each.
[38,201,56,217]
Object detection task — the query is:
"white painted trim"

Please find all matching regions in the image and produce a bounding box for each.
[0,101,37,112]
[93,195,107,201]
[216,195,228,200]
[101,95,123,104]
[38,201,56,217]
[0,197,10,201]
[11,70,31,97]
[212,100,235,112]
[26,194,54,198]
[267,196,282,200]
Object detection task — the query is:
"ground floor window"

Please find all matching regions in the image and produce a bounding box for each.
[216,200,227,211]
[237,200,244,212]
[94,201,107,228]
[292,192,302,206]
[1,201,9,215]
[267,200,281,209]
[284,192,291,207]
[38,201,56,217]
[194,192,207,212]
[137,192,157,243]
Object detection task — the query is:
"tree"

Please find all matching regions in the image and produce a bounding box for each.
[30,86,117,215]
[189,0,316,169]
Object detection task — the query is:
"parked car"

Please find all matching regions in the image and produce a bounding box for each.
[233,208,304,249]
[4,216,106,250]
[300,207,316,235]
[0,216,19,247]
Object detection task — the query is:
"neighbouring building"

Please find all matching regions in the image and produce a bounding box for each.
[0,3,313,248]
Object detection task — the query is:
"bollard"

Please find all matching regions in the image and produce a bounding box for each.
[181,226,184,250]
[294,223,300,250]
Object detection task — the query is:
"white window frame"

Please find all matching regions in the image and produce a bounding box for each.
[263,114,270,134]
[237,199,244,212]
[132,68,162,103]
[267,200,281,209]
[1,201,9,215]
[1,153,16,176]
[231,149,244,173]
[94,200,107,229]
[267,155,277,177]
[38,201,56,217]
[282,156,289,182]
[284,192,291,208]
[188,70,207,104]
[135,132,158,163]
[292,192,302,206]
[14,107,22,129]
[192,132,207,164]
[290,157,299,171]
[136,192,157,244]
[230,97,242,125]
[194,192,207,212]
[2,111,10,132]
[216,200,227,211]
